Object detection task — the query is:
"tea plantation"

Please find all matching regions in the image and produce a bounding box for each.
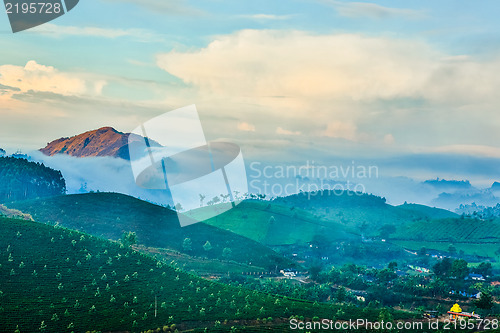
[0,217,393,332]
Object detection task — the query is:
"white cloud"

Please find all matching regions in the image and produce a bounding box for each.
[420,145,500,159]
[101,0,203,16]
[240,14,293,20]
[276,127,301,136]
[323,121,357,140]
[29,151,172,206]
[31,23,160,41]
[237,122,256,132]
[324,1,426,20]
[157,29,500,106]
[157,30,436,103]
[384,134,395,145]
[155,29,500,148]
[0,60,106,97]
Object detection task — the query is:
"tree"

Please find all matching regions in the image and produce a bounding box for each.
[433,258,452,277]
[450,259,469,280]
[174,203,183,212]
[309,265,322,281]
[182,238,192,252]
[378,308,393,322]
[448,244,457,255]
[222,247,232,259]
[328,267,341,284]
[121,231,137,247]
[0,157,66,202]
[475,291,493,312]
[203,241,212,252]
[388,262,398,271]
[474,262,493,277]
[335,286,347,303]
[377,269,397,283]
[419,247,427,256]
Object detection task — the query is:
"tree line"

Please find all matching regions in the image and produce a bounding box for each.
[0,157,66,203]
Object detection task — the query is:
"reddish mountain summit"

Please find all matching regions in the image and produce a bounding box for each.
[40,127,134,160]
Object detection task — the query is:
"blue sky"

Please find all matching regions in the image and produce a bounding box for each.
[1,0,500,187]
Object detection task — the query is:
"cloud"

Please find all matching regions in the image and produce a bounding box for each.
[420,145,500,159]
[276,127,301,136]
[323,121,357,140]
[156,29,500,148]
[237,122,256,132]
[324,1,426,20]
[0,60,106,97]
[101,0,203,16]
[29,151,172,206]
[384,134,395,145]
[0,83,20,93]
[240,14,293,21]
[31,23,160,41]
[157,30,437,103]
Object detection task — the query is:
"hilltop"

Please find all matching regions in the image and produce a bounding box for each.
[40,127,135,160]
[189,200,354,246]
[271,191,457,237]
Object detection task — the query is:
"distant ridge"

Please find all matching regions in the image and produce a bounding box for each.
[40,127,135,159]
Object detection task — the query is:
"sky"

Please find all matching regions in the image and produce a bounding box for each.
[2,0,500,190]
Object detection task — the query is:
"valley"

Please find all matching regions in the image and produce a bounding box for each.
[2,156,500,332]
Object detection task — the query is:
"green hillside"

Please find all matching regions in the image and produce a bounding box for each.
[395,203,457,220]
[390,216,500,266]
[392,217,500,243]
[189,192,461,247]
[188,200,354,246]
[0,216,390,332]
[7,193,290,270]
[272,191,458,237]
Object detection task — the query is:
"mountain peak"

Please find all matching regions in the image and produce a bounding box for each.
[40,127,131,159]
[96,126,119,133]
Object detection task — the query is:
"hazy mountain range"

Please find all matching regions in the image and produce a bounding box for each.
[28,127,500,212]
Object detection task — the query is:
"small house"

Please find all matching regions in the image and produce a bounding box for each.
[466,273,486,281]
[280,268,298,278]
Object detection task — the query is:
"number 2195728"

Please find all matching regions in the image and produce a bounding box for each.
[5,2,62,14]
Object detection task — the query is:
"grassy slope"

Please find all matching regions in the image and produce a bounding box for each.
[391,217,500,266]
[192,192,500,268]
[197,193,460,246]
[188,200,354,246]
[392,217,500,243]
[395,203,458,220]
[8,193,290,270]
[0,217,393,332]
[272,191,459,236]
[137,245,270,275]
[220,192,500,264]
